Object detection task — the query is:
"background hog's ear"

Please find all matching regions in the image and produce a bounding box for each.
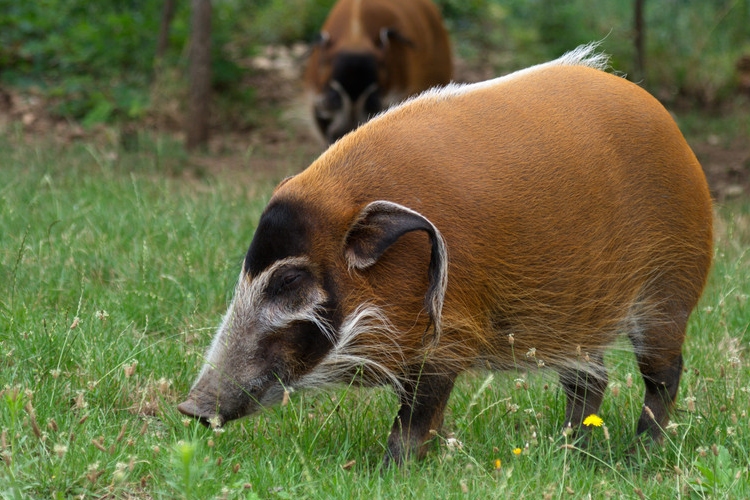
[343,200,448,339]
[378,27,415,49]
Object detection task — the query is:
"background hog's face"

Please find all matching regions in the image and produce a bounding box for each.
[312,51,383,144]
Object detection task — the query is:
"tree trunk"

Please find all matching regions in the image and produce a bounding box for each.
[186,0,212,150]
[155,0,177,65]
[634,0,645,83]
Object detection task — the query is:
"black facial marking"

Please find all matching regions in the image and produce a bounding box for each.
[315,114,332,139]
[290,320,334,367]
[331,52,380,102]
[322,86,343,111]
[264,276,343,382]
[244,200,310,277]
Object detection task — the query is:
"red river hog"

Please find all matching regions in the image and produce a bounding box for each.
[304,0,453,144]
[179,45,713,465]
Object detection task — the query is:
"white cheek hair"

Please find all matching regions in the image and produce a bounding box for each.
[296,304,406,394]
[196,256,328,385]
[195,298,237,385]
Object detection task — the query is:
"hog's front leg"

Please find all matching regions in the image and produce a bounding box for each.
[384,371,456,466]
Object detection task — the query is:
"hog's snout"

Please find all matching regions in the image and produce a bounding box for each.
[177,399,224,428]
[177,364,278,427]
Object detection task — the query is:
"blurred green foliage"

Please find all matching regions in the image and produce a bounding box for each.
[0,0,748,126]
[241,0,337,44]
[0,0,181,123]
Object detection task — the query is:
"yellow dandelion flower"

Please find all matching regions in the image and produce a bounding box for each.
[512,447,522,456]
[494,459,502,470]
[583,414,604,427]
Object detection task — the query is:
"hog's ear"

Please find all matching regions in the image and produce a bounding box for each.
[344,200,448,340]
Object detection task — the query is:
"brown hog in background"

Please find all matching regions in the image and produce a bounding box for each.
[179,45,713,465]
[303,0,452,145]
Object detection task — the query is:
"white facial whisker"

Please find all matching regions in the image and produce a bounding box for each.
[297,304,405,394]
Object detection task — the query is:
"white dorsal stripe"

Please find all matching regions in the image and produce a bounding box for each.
[367,42,611,120]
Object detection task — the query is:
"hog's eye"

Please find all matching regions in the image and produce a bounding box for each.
[270,269,304,296]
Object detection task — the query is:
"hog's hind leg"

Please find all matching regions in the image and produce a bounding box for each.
[630,324,685,440]
[626,292,691,442]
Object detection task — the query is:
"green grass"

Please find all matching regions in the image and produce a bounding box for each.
[1,131,749,499]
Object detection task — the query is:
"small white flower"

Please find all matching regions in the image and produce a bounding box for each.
[445,437,463,451]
